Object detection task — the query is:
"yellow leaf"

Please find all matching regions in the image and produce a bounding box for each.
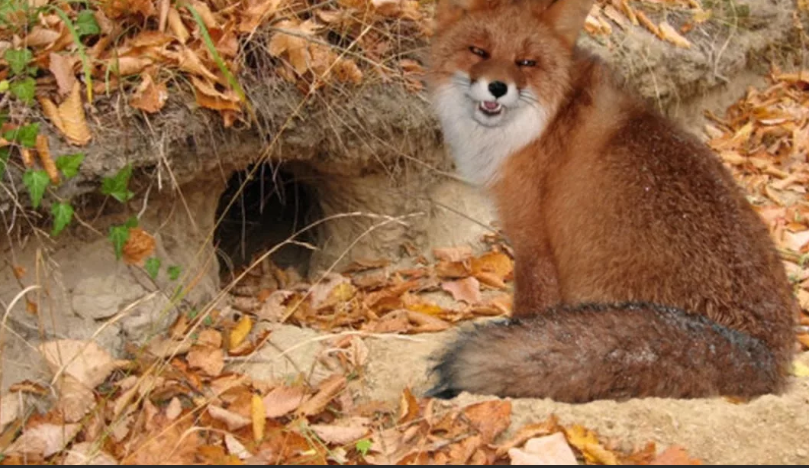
[793,361,809,377]
[564,425,620,465]
[252,394,266,442]
[406,302,443,316]
[230,315,253,351]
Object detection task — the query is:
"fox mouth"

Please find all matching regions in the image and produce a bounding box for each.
[478,101,503,116]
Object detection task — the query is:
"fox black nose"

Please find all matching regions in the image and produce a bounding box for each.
[488,81,508,98]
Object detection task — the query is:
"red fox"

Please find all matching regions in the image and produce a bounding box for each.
[426,0,798,402]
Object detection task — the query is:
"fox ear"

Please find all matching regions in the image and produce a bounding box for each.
[542,0,594,46]
[435,0,499,29]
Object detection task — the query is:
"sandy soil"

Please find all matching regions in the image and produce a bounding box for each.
[238,323,809,465]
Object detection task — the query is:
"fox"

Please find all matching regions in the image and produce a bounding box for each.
[425,0,798,402]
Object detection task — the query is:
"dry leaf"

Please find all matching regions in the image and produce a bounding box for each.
[297,374,346,416]
[442,277,482,304]
[63,442,118,465]
[123,228,157,266]
[397,387,419,424]
[636,11,662,38]
[659,21,692,48]
[56,375,95,423]
[240,0,283,32]
[107,56,153,76]
[25,26,62,48]
[230,315,253,351]
[146,336,192,357]
[167,8,190,43]
[35,134,60,185]
[434,246,473,262]
[49,53,76,97]
[0,394,21,433]
[174,47,220,81]
[252,394,266,442]
[310,418,370,445]
[496,416,562,457]
[6,423,81,457]
[209,405,251,431]
[509,432,578,465]
[650,446,702,465]
[39,340,119,388]
[41,82,92,145]
[565,425,620,465]
[198,329,223,348]
[462,400,512,444]
[225,433,252,459]
[264,385,306,418]
[130,75,168,113]
[258,290,294,321]
[187,346,225,377]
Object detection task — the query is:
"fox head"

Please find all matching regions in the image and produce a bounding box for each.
[428,0,593,186]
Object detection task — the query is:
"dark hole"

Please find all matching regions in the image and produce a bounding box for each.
[214,163,321,280]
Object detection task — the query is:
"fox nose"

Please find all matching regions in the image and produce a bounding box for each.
[488,81,508,98]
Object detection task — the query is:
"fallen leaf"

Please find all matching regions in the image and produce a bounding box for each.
[252,394,266,442]
[49,53,76,97]
[56,375,95,423]
[35,134,60,185]
[25,26,62,48]
[297,374,346,416]
[1,394,21,433]
[463,400,512,444]
[198,329,224,348]
[565,425,620,465]
[397,387,419,424]
[146,336,193,357]
[509,432,578,465]
[63,442,118,465]
[434,246,473,262]
[40,82,92,145]
[129,75,168,113]
[230,315,253,351]
[187,346,225,377]
[650,445,702,465]
[264,385,306,418]
[123,228,156,266]
[6,423,81,457]
[225,433,252,460]
[39,340,119,388]
[310,418,370,445]
[239,0,283,32]
[209,405,251,431]
[793,361,809,377]
[167,8,190,43]
[442,277,482,304]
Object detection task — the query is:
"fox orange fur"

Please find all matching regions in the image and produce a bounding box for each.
[426,0,798,402]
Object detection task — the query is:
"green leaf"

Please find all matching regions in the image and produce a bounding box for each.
[10,77,35,104]
[168,266,181,281]
[22,170,50,209]
[203,315,213,326]
[75,10,100,37]
[145,257,161,279]
[51,202,74,236]
[0,148,9,180]
[56,153,85,179]
[355,439,372,457]
[3,123,39,148]
[108,224,131,260]
[101,164,134,203]
[187,308,200,320]
[124,216,139,229]
[0,80,8,92]
[4,48,33,76]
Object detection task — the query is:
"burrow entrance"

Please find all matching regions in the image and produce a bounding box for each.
[214,163,323,279]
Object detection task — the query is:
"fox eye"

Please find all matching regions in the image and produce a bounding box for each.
[516,59,537,67]
[469,46,489,59]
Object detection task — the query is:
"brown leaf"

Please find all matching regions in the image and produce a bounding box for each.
[406,310,450,332]
[166,396,183,420]
[462,400,511,444]
[146,336,192,357]
[257,290,294,321]
[434,246,473,262]
[508,432,578,465]
[310,417,370,445]
[129,75,168,113]
[56,375,95,423]
[252,394,266,442]
[25,26,62,48]
[107,56,153,76]
[174,47,219,81]
[333,57,363,85]
[187,346,225,377]
[659,21,692,48]
[263,385,306,418]
[650,446,702,465]
[35,134,60,185]
[225,433,252,459]
[435,260,471,278]
[49,53,76,97]
[297,374,346,416]
[41,82,92,145]
[209,405,251,431]
[123,228,157,266]
[198,329,224,348]
[1,394,21,434]
[63,442,118,465]
[167,8,190,44]
[239,0,283,32]
[636,11,662,38]
[39,340,119,388]
[6,423,81,457]
[495,416,561,457]
[397,387,420,424]
[442,277,482,304]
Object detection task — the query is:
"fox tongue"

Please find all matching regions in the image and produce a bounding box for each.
[482,101,499,110]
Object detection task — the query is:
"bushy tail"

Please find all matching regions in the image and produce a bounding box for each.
[427,302,785,402]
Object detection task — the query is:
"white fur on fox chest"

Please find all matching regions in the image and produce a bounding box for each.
[431,78,549,187]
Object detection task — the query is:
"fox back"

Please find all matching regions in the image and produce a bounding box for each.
[426,0,798,401]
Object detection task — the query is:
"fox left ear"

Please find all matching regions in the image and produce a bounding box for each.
[541,0,594,46]
[435,0,502,29]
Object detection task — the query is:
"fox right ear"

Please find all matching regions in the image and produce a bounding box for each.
[542,0,594,46]
[434,0,497,28]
